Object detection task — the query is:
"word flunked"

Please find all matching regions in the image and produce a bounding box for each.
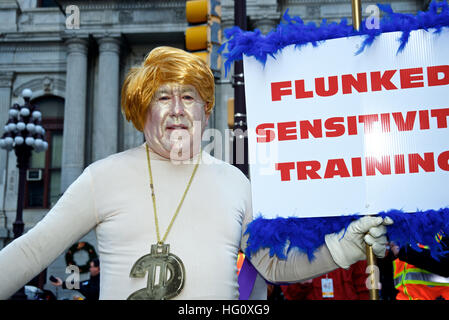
[270,65,449,101]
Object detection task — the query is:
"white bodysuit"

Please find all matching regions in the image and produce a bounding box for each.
[0,143,338,299]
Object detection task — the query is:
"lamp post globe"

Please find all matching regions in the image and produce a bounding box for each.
[21,88,32,99]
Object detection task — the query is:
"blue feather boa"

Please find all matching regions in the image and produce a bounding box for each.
[245,208,449,261]
[221,0,449,75]
[221,1,449,262]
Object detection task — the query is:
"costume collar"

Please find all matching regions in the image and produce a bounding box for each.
[140,143,203,164]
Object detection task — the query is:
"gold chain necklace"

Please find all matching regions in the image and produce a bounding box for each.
[127,143,200,300]
[146,143,200,244]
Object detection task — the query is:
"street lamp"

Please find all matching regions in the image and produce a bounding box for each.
[1,88,48,240]
[0,89,48,299]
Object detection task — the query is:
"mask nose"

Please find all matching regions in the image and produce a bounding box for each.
[170,96,185,117]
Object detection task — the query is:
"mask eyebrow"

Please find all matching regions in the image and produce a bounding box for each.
[180,85,198,96]
[154,84,197,99]
[155,87,171,95]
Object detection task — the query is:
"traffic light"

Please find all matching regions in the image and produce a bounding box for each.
[185,0,221,78]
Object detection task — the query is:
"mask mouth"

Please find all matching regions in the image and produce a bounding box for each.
[166,123,189,130]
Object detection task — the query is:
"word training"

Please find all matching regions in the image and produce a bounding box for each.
[275,151,449,181]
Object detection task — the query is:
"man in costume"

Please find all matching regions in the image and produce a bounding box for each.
[0,47,392,300]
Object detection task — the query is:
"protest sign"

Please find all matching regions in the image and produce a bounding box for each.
[243,29,449,218]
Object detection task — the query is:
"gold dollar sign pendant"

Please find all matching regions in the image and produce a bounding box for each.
[127,243,185,300]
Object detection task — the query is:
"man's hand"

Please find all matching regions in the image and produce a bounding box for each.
[50,277,63,287]
[324,216,394,269]
[389,241,400,257]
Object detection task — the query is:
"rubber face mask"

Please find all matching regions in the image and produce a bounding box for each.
[143,83,210,161]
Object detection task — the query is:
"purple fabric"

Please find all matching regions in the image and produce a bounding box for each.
[238,258,258,300]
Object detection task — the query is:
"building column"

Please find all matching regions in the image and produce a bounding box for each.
[0,72,14,183]
[61,37,88,193]
[0,71,14,242]
[252,17,279,34]
[93,36,121,162]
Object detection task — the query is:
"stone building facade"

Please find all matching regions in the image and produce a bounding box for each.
[0,0,426,299]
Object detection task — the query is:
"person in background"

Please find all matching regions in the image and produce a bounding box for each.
[50,258,100,300]
[267,284,285,301]
[377,249,398,300]
[390,234,449,300]
[280,260,370,300]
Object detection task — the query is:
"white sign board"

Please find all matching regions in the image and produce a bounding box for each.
[243,29,449,219]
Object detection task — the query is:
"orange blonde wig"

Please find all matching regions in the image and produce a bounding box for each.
[121,46,215,132]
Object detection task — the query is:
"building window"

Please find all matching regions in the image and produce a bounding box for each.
[25,96,64,209]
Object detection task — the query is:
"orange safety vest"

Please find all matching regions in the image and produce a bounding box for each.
[393,259,449,300]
